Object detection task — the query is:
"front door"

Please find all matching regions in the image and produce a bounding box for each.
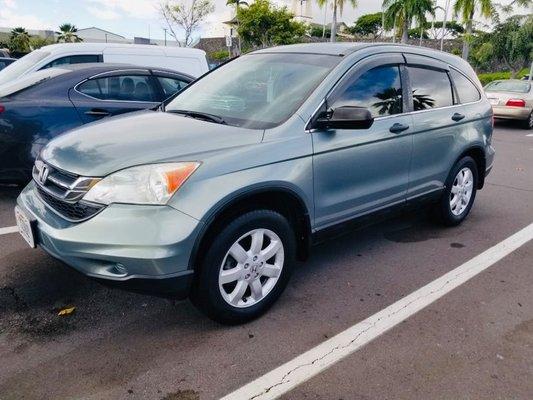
[312,54,413,229]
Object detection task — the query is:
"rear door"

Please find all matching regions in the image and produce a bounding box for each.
[69,69,161,123]
[404,54,461,199]
[312,54,414,229]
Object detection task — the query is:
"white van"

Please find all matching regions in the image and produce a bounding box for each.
[0,43,209,86]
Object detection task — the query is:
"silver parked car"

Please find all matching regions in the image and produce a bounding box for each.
[16,43,495,324]
[485,79,533,129]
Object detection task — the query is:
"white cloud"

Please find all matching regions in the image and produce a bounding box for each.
[85,0,160,20]
[86,6,121,20]
[0,0,55,29]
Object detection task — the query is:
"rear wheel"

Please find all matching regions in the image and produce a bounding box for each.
[435,156,478,226]
[191,210,295,324]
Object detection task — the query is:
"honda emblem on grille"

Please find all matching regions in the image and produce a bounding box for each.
[38,165,49,185]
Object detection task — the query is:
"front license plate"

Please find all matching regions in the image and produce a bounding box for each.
[15,206,35,248]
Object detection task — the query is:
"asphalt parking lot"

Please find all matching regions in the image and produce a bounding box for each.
[0,122,532,400]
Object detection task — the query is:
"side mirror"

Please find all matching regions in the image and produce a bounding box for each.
[313,106,374,130]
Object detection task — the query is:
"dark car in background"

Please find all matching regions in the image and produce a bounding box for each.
[0,63,193,183]
[0,57,16,71]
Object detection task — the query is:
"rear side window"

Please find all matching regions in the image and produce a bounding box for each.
[42,54,101,69]
[450,69,481,103]
[157,76,190,99]
[332,65,403,118]
[408,67,453,110]
[77,75,157,102]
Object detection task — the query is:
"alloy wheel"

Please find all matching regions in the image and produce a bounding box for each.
[218,228,284,308]
[449,167,474,216]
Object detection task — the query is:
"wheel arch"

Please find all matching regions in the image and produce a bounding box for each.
[188,185,313,274]
[455,145,486,189]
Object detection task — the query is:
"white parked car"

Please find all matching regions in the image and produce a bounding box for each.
[0,43,209,86]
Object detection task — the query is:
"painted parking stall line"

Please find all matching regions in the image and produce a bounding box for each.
[221,222,533,400]
[0,226,18,235]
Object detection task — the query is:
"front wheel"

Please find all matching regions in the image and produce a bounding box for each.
[191,210,296,324]
[435,156,478,226]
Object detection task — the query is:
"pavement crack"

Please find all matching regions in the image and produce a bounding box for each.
[246,265,482,400]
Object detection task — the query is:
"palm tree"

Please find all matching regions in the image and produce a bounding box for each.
[9,27,31,53]
[227,0,248,54]
[317,0,358,42]
[382,0,433,44]
[56,23,82,43]
[453,0,492,60]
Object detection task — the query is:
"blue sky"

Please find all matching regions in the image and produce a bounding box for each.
[0,0,525,42]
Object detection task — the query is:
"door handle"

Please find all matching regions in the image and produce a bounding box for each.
[85,109,110,117]
[389,123,409,134]
[451,113,465,122]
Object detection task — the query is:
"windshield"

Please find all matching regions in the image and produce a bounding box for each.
[0,68,69,98]
[166,53,340,129]
[0,50,50,86]
[485,80,531,93]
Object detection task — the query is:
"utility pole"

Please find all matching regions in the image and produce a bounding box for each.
[164,28,167,46]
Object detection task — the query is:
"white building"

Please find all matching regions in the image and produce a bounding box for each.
[76,27,131,44]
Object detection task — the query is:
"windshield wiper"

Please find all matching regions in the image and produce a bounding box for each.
[167,109,227,125]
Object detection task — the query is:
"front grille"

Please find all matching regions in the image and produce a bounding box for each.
[36,186,103,221]
[33,160,103,222]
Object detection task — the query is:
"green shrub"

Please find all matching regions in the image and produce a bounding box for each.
[209,50,230,61]
[477,68,529,86]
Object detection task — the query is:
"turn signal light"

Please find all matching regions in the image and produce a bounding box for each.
[506,99,526,107]
[0,104,4,113]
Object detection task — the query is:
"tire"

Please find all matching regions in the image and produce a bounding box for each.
[435,156,478,226]
[190,210,296,324]
[522,112,533,130]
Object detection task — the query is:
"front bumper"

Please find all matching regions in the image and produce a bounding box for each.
[492,106,532,121]
[17,181,204,298]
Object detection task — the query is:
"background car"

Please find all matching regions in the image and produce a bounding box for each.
[484,79,533,129]
[0,63,193,183]
[0,57,16,71]
[0,43,208,86]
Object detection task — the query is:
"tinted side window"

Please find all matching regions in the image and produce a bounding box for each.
[42,55,101,69]
[408,67,453,110]
[332,65,403,117]
[450,69,481,103]
[157,76,190,99]
[78,75,157,102]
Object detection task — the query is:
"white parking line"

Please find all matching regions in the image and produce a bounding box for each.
[526,133,533,137]
[0,226,18,235]
[221,222,533,400]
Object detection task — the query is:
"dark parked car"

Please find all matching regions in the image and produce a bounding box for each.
[0,63,193,183]
[0,57,16,71]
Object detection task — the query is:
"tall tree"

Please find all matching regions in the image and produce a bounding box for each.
[350,12,384,38]
[237,0,305,48]
[159,0,214,47]
[488,15,532,77]
[453,0,493,60]
[317,0,358,42]
[9,27,31,53]
[382,0,433,44]
[56,24,82,43]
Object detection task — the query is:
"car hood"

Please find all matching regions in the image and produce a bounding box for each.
[41,111,263,177]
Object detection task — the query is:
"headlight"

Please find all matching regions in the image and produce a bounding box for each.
[83,162,200,205]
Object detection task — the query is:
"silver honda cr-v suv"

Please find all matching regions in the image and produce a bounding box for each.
[16,43,495,324]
